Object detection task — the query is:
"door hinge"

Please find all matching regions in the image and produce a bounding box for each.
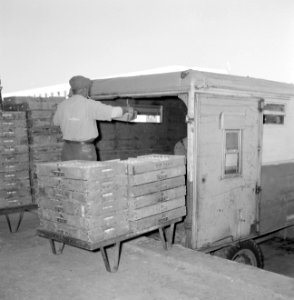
[255,184,262,194]
[258,98,264,112]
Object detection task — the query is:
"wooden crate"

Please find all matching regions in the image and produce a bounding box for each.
[0,161,30,172]
[128,176,185,197]
[36,160,126,180]
[129,207,186,231]
[126,154,186,186]
[126,154,186,226]
[0,153,29,165]
[0,177,30,189]
[128,165,186,186]
[128,197,185,221]
[127,154,185,174]
[28,126,61,135]
[30,143,62,153]
[29,151,61,163]
[37,195,128,217]
[0,127,28,137]
[38,184,128,204]
[0,196,33,208]
[1,103,28,111]
[0,186,31,199]
[27,118,55,128]
[0,145,29,155]
[38,208,129,229]
[0,170,29,182]
[3,97,64,111]
[27,110,55,119]
[37,175,128,193]
[29,143,62,164]
[0,111,26,120]
[28,134,62,145]
[128,185,186,209]
[27,110,55,128]
[39,219,130,243]
[0,119,27,129]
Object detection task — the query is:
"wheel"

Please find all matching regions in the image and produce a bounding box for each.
[226,239,264,268]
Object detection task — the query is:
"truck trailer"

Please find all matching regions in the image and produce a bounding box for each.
[89,69,294,267]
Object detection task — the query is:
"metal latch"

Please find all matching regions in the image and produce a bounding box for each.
[255,184,262,194]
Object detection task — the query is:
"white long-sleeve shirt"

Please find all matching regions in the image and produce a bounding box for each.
[53,95,123,141]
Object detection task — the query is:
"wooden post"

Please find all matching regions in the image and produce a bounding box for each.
[184,80,198,249]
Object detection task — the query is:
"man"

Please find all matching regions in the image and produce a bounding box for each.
[53,75,135,161]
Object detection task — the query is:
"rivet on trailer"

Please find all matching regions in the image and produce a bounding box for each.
[90,69,294,268]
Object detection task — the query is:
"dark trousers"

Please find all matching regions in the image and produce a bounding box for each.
[61,141,97,161]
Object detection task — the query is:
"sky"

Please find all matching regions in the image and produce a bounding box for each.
[1,0,294,93]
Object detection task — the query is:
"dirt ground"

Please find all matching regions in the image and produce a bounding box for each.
[1,211,294,300]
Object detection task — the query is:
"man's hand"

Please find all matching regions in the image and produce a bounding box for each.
[115,106,137,122]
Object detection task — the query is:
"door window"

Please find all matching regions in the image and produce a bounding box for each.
[224,130,242,176]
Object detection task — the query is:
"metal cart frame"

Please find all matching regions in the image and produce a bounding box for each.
[37,217,182,272]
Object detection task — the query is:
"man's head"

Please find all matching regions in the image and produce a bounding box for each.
[69,75,92,97]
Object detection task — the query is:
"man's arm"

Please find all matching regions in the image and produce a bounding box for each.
[89,100,136,122]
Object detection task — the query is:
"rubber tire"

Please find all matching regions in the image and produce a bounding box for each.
[226,239,264,268]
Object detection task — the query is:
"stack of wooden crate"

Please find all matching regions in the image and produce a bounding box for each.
[36,160,129,243]
[27,108,63,199]
[36,154,186,244]
[126,154,186,232]
[0,111,32,208]
[3,97,65,200]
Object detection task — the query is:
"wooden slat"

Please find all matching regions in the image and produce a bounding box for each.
[36,160,126,180]
[127,154,185,175]
[129,197,186,221]
[128,165,186,186]
[129,186,186,209]
[129,176,185,197]
[129,207,186,232]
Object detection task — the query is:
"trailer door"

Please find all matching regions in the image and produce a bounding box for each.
[195,95,262,249]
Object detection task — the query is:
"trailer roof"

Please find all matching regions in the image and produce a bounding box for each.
[90,70,294,100]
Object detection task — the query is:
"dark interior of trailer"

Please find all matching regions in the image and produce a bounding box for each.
[96,96,187,161]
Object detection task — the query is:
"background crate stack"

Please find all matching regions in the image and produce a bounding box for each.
[126,154,186,232]
[3,97,65,201]
[36,160,129,243]
[27,108,63,200]
[36,155,186,244]
[0,111,32,208]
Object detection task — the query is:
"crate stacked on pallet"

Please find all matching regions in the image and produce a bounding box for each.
[3,97,65,200]
[0,111,32,208]
[36,160,129,243]
[126,154,186,232]
[36,155,186,244]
